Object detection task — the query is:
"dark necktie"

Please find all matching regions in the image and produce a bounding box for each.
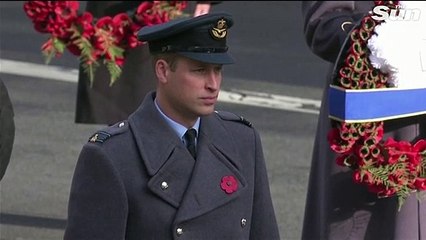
[184,128,197,159]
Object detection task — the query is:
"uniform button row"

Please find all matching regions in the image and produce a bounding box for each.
[161,181,168,190]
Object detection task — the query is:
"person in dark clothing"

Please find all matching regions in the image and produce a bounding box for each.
[301,2,426,240]
[0,77,15,181]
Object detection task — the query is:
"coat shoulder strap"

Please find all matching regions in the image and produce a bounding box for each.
[88,121,128,144]
[214,110,253,128]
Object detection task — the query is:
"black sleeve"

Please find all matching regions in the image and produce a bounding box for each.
[301,1,366,63]
[0,78,15,181]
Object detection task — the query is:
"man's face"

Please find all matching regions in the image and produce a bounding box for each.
[159,56,223,127]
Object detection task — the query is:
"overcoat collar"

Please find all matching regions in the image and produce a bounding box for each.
[128,92,184,176]
[128,92,247,220]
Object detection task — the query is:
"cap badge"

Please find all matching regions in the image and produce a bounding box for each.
[210,18,227,40]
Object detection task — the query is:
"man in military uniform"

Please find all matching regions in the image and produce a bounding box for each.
[64,12,280,240]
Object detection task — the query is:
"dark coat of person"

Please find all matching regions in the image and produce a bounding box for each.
[75,1,220,125]
[64,92,280,240]
[75,1,156,125]
[301,1,426,240]
[0,78,15,181]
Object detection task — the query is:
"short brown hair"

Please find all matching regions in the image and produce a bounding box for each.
[152,53,180,71]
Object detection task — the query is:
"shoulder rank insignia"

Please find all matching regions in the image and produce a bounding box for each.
[88,131,112,143]
[215,111,253,128]
[88,121,128,143]
[239,115,253,127]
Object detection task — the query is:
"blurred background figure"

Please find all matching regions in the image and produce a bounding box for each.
[75,1,220,125]
[0,77,15,181]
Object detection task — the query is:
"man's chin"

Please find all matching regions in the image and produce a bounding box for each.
[197,107,215,116]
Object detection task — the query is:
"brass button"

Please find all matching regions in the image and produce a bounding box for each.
[176,227,183,236]
[161,181,168,190]
[241,218,247,227]
[118,122,124,127]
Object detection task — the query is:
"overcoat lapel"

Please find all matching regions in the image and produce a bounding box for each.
[128,92,196,208]
[174,114,247,223]
[128,92,247,220]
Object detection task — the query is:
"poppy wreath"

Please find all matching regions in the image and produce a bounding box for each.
[327,0,426,210]
[23,1,188,86]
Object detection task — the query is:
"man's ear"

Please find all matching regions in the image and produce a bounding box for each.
[155,59,169,84]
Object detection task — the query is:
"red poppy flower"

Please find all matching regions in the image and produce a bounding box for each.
[414,178,426,191]
[24,1,188,86]
[220,176,238,194]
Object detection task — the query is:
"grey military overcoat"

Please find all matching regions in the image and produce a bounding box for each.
[64,92,280,240]
[301,2,426,240]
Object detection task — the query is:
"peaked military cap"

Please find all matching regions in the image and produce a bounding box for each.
[137,12,234,65]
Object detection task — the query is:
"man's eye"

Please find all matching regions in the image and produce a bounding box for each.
[214,67,222,72]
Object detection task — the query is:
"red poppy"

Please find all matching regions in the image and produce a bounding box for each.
[220,176,238,194]
[24,1,188,86]
[414,178,426,191]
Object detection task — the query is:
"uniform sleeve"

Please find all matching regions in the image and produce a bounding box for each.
[302,1,365,63]
[64,144,128,240]
[249,129,280,240]
[0,78,15,181]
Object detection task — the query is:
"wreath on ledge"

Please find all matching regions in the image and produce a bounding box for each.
[327,0,426,210]
[23,1,188,86]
